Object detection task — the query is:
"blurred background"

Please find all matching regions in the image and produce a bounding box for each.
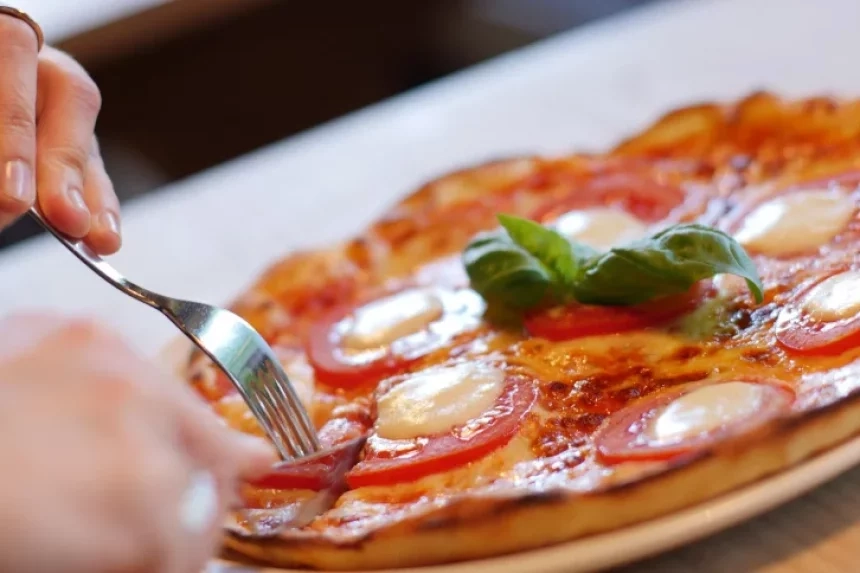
[7,0,659,250]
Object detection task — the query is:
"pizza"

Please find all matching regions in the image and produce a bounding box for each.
[180,92,860,570]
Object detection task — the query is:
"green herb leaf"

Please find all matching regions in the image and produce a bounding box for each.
[497,214,594,291]
[463,215,764,312]
[573,224,764,305]
[462,229,551,309]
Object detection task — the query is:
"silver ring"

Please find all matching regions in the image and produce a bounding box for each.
[178,470,218,534]
[0,6,44,51]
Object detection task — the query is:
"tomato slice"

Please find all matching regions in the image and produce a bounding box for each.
[775,270,860,355]
[530,172,685,224]
[305,300,415,389]
[249,436,366,492]
[594,380,794,464]
[306,288,484,389]
[524,281,713,341]
[346,375,537,488]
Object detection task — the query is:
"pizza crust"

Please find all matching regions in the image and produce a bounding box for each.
[218,387,860,570]
[170,92,860,570]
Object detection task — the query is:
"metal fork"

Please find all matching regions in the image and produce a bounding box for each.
[28,208,320,460]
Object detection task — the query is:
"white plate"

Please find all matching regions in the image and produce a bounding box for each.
[208,434,860,573]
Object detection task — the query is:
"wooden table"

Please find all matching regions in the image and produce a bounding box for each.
[4,0,860,569]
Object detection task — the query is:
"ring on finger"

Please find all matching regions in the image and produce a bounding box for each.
[178,469,219,534]
[0,6,44,51]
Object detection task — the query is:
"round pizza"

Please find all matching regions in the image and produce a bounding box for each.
[179,92,860,570]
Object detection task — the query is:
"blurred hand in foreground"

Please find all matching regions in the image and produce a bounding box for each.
[0,314,276,573]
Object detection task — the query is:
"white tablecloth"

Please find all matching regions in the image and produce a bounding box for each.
[5,1,860,568]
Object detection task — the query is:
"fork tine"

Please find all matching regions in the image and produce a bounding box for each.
[267,373,320,452]
[257,359,313,457]
[257,385,300,456]
[264,382,317,457]
[256,387,305,458]
[229,374,296,458]
[209,356,304,459]
[236,383,293,457]
[212,348,320,459]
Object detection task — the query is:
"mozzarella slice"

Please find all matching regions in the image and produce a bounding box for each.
[553,208,648,250]
[375,363,505,440]
[802,270,860,322]
[341,289,444,351]
[733,190,855,256]
[647,382,767,443]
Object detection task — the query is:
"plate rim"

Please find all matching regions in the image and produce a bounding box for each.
[209,433,860,573]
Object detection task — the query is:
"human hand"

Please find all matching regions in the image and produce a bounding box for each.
[0,314,277,573]
[0,13,121,253]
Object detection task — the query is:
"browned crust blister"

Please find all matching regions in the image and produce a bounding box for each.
[182,92,860,570]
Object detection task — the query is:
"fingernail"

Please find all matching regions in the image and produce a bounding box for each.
[67,187,89,214]
[98,211,120,236]
[2,160,34,203]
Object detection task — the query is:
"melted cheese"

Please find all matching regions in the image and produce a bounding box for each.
[803,270,860,322]
[341,289,444,350]
[375,363,505,440]
[733,190,855,255]
[553,208,648,250]
[280,354,316,411]
[712,273,748,298]
[648,382,766,443]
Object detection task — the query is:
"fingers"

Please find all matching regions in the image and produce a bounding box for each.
[172,382,278,481]
[0,15,38,230]
[0,40,121,252]
[0,316,237,573]
[111,414,203,573]
[2,312,277,479]
[0,311,80,361]
[127,383,271,573]
[82,138,121,254]
[35,47,101,238]
[124,375,273,572]
[89,330,278,491]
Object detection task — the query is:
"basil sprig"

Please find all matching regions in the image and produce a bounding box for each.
[463,214,763,310]
[461,229,551,309]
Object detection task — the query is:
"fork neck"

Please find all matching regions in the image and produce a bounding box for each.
[28,208,168,311]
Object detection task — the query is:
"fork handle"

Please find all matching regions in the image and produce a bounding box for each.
[28,208,162,308]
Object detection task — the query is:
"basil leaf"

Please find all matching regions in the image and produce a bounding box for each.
[462,229,551,309]
[572,224,764,305]
[463,215,763,315]
[497,214,594,290]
